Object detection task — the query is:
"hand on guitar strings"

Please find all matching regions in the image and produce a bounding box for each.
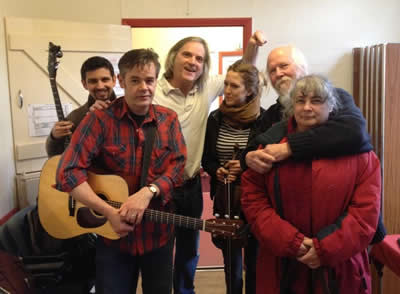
[51,121,74,139]
[119,186,154,225]
[106,208,134,238]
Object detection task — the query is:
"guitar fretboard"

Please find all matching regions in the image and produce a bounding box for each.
[50,78,65,121]
[106,200,205,231]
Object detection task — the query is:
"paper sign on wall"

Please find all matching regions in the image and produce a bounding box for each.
[28,104,73,137]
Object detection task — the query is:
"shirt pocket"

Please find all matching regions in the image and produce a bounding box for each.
[151,144,172,173]
[102,144,128,172]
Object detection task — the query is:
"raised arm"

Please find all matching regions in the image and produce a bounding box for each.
[242,30,267,65]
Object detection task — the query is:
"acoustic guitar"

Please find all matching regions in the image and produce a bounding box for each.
[38,156,244,240]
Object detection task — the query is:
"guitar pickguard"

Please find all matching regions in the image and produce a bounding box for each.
[77,207,107,228]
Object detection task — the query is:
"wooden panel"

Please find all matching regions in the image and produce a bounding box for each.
[362,47,369,125]
[375,45,384,162]
[354,43,400,294]
[382,43,400,293]
[353,48,361,107]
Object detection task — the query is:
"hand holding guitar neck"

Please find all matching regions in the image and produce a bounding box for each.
[51,121,74,139]
[48,42,72,147]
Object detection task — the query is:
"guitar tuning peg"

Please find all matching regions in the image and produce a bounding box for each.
[214,213,220,218]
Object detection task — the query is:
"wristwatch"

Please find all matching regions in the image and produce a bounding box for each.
[147,184,158,197]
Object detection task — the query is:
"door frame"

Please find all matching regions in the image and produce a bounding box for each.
[121,18,252,50]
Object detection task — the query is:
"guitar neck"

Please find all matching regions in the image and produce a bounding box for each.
[50,78,65,121]
[107,200,205,231]
[144,209,205,231]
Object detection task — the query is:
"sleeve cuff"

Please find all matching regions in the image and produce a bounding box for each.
[287,132,313,159]
[289,232,305,257]
[313,237,324,264]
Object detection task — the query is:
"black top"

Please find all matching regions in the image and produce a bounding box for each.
[240,87,373,170]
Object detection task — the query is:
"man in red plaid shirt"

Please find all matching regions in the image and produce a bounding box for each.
[56,49,187,294]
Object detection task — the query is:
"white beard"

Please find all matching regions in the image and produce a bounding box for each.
[278,94,291,105]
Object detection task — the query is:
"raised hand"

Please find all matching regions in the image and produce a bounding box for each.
[251,30,267,47]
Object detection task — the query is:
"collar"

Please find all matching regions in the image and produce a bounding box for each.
[114,97,157,125]
[159,75,198,96]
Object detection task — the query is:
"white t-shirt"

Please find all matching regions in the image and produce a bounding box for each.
[154,75,224,179]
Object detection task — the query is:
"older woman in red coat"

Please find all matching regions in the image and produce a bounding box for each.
[241,74,381,294]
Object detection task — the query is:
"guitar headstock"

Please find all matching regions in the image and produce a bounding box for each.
[204,218,245,238]
[48,42,63,79]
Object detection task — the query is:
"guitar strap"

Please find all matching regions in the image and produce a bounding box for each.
[140,122,157,188]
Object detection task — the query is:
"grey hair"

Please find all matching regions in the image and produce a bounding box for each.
[283,74,341,119]
[163,36,210,91]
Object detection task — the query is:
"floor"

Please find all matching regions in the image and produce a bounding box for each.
[136,269,230,294]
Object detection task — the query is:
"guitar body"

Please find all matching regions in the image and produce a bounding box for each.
[38,155,126,240]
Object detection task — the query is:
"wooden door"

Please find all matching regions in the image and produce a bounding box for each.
[5,17,131,174]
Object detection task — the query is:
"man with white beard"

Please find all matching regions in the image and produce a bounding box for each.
[241,32,372,173]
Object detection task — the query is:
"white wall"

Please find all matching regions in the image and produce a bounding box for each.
[1,0,400,217]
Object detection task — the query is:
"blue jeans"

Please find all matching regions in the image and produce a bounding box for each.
[173,175,203,294]
[95,237,173,294]
[220,234,258,294]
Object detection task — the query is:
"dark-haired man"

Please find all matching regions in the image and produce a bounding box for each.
[56,49,187,294]
[46,56,117,157]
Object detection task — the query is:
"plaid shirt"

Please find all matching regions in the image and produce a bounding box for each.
[56,97,186,255]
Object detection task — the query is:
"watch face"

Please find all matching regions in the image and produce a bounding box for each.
[149,185,157,194]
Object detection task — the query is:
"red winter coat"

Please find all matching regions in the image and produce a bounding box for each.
[241,125,381,294]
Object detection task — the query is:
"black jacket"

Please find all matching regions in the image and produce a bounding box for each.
[240,88,373,170]
[202,107,268,197]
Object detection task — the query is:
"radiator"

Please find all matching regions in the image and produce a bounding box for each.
[16,172,41,209]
